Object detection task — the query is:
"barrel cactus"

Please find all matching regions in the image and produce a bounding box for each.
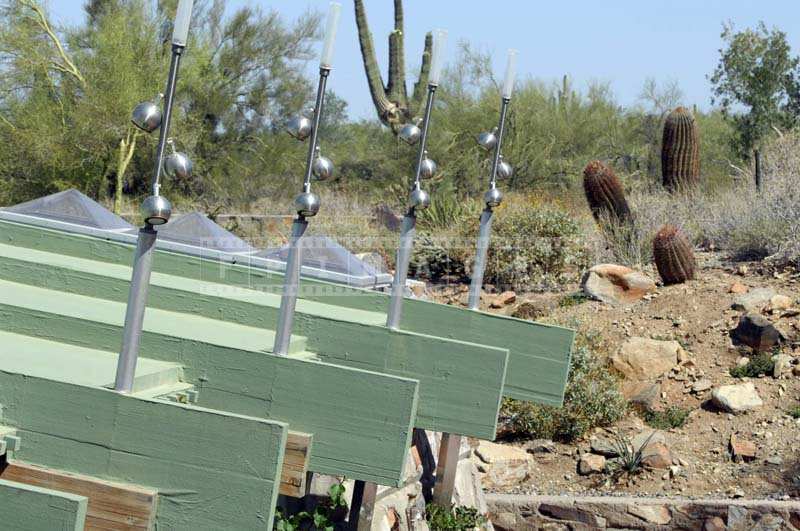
[583,160,631,224]
[661,107,700,191]
[653,224,695,284]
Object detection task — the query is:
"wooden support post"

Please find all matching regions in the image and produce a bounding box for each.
[754,149,762,191]
[432,433,461,506]
[349,479,378,531]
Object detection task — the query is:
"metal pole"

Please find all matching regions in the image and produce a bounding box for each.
[115,227,157,392]
[386,85,437,330]
[467,97,510,311]
[272,217,308,355]
[115,44,185,393]
[272,67,330,355]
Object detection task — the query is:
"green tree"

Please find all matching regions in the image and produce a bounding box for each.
[709,22,800,158]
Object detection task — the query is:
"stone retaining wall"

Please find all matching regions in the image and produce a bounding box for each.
[487,493,800,530]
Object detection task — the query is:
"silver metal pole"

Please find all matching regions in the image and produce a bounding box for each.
[386,85,437,330]
[115,44,185,393]
[115,227,157,392]
[467,97,510,311]
[272,218,308,355]
[272,67,330,355]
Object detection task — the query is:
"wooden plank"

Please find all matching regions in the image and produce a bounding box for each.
[280,432,312,498]
[0,247,507,439]
[432,434,461,506]
[0,219,573,404]
[2,461,156,530]
[0,298,419,486]
[0,372,288,530]
[0,478,88,531]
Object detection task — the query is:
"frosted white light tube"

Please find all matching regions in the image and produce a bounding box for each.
[502,49,518,99]
[172,0,194,47]
[320,2,342,69]
[428,29,448,86]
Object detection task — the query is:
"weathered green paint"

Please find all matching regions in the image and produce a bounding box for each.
[0,372,288,530]
[0,479,88,531]
[0,244,508,439]
[0,281,419,486]
[0,219,573,404]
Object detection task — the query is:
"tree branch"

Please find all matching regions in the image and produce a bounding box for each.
[20,0,85,87]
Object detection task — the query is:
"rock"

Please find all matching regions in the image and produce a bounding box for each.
[730,313,783,352]
[511,300,548,320]
[622,381,660,410]
[578,454,606,475]
[491,291,517,308]
[474,440,528,464]
[731,287,776,312]
[767,294,793,313]
[627,504,672,525]
[772,354,794,378]
[641,442,673,469]
[692,379,713,393]
[711,382,763,413]
[730,433,757,462]
[766,455,783,465]
[729,282,749,294]
[525,439,556,454]
[590,437,620,458]
[612,338,683,381]
[474,440,533,489]
[581,264,656,306]
[631,430,666,453]
[794,365,800,377]
[703,516,726,531]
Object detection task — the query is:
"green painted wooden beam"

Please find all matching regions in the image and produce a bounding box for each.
[0,479,88,531]
[0,373,288,530]
[0,246,507,439]
[0,281,419,486]
[0,219,573,405]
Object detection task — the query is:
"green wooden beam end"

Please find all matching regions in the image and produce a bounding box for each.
[0,246,507,439]
[0,219,573,404]
[0,286,419,486]
[0,374,288,530]
[0,479,88,531]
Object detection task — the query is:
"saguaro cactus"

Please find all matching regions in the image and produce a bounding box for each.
[653,224,695,285]
[354,0,432,133]
[583,160,632,224]
[661,107,700,191]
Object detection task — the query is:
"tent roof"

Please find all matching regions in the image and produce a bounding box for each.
[257,235,378,277]
[5,189,133,231]
[154,212,254,253]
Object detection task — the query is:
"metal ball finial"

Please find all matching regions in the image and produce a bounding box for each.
[286,115,313,141]
[419,151,437,180]
[163,139,193,180]
[484,187,503,208]
[294,191,321,217]
[477,127,498,151]
[399,123,422,146]
[408,186,431,210]
[131,96,163,133]
[311,147,335,181]
[496,156,513,180]
[141,194,172,226]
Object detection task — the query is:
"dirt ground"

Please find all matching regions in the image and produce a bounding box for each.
[435,252,800,500]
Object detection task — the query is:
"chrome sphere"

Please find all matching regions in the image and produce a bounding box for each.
[419,156,437,180]
[408,187,431,210]
[496,160,513,180]
[294,191,321,217]
[399,123,422,146]
[131,101,162,133]
[141,195,172,226]
[164,151,193,180]
[286,115,313,141]
[477,130,498,151]
[484,187,503,208]
[312,155,335,181]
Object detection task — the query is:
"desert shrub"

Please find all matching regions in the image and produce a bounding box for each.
[477,197,590,291]
[730,352,775,378]
[643,406,691,429]
[426,504,487,531]
[789,406,800,419]
[410,232,467,281]
[498,333,627,442]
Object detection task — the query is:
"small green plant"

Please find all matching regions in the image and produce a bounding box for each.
[788,405,800,419]
[559,292,589,308]
[730,351,775,378]
[426,503,487,531]
[274,481,348,531]
[642,406,691,430]
[498,333,627,442]
[607,430,656,479]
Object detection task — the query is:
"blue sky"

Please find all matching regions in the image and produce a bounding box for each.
[49,0,800,120]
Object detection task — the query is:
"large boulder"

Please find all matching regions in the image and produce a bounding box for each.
[711,382,763,414]
[731,287,776,312]
[612,337,683,381]
[581,264,656,305]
